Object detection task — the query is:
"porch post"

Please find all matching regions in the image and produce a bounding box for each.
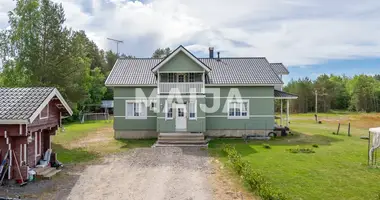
[280,99,283,126]
[157,70,160,94]
[286,99,290,127]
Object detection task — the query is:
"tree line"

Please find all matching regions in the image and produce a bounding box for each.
[284,74,380,113]
[0,0,171,120]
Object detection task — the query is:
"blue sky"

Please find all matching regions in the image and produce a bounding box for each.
[0,0,379,84]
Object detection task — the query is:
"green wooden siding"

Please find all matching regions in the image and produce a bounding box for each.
[159,51,204,72]
[112,86,274,132]
[205,86,274,130]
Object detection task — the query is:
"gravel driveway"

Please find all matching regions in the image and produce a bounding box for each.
[67,147,213,200]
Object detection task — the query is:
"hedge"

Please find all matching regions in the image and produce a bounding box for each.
[222,144,288,200]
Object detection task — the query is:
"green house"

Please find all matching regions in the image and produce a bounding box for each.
[105,45,297,139]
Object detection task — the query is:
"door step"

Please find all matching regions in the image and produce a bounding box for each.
[154,132,208,147]
[35,167,61,179]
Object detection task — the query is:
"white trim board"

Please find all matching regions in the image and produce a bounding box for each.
[29,88,73,124]
[151,46,211,73]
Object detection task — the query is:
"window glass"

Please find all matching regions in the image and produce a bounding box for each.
[178,108,184,117]
[126,101,146,118]
[168,73,174,82]
[189,73,195,82]
[189,102,196,119]
[166,102,173,119]
[178,74,185,82]
[242,102,248,116]
[229,102,235,116]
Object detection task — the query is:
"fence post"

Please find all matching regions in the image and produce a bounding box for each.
[336,123,340,135]
[348,123,351,136]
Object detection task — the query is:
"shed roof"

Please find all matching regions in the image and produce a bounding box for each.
[105,57,284,86]
[0,87,73,124]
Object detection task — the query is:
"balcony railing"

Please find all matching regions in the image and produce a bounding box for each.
[159,82,204,93]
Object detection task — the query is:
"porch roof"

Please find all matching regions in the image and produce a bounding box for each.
[274,90,298,99]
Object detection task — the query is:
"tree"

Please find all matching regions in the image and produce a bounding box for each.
[0,0,91,106]
[152,47,171,58]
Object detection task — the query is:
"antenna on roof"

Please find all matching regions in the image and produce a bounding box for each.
[107,38,124,55]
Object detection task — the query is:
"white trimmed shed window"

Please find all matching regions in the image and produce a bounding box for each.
[126,101,147,119]
[39,104,49,119]
[165,101,173,119]
[228,100,249,119]
[189,101,197,119]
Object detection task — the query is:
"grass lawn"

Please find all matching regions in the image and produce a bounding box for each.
[52,120,155,164]
[209,113,380,200]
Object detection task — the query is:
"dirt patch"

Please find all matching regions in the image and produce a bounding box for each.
[209,158,257,200]
[69,127,114,148]
[67,147,213,200]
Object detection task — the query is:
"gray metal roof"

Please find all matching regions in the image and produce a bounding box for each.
[106,57,284,85]
[0,87,55,121]
[270,63,289,75]
[274,90,298,99]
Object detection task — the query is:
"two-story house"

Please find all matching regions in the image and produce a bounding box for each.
[105,45,297,140]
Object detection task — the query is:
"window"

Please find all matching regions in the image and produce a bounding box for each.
[39,104,49,119]
[178,108,184,117]
[189,101,197,120]
[189,73,195,82]
[168,73,174,82]
[126,101,147,119]
[228,100,249,119]
[166,101,173,119]
[178,74,185,82]
[150,100,157,111]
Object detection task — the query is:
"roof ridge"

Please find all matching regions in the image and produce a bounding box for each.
[199,57,267,59]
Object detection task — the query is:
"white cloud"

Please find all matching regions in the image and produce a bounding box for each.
[1,0,380,65]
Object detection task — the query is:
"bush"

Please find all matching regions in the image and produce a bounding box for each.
[312,144,319,148]
[286,148,315,154]
[222,144,288,200]
[262,143,271,149]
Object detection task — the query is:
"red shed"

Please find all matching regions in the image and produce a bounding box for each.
[0,87,72,181]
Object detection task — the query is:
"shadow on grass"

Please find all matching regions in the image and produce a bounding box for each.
[52,143,100,164]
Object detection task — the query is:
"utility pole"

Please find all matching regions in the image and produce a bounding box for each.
[315,90,318,123]
[107,38,123,55]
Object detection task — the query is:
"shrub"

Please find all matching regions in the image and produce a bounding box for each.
[262,143,271,149]
[312,144,319,148]
[286,148,315,154]
[222,144,288,200]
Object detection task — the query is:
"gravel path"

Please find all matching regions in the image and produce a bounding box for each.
[67,147,213,200]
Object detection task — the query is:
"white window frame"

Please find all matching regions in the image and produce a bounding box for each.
[189,101,197,120]
[165,100,173,120]
[227,100,249,119]
[39,104,49,119]
[125,100,147,119]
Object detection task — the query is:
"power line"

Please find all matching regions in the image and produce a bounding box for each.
[107,38,123,55]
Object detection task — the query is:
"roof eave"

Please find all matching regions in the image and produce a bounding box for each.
[28,88,73,123]
[0,120,29,125]
[151,46,211,73]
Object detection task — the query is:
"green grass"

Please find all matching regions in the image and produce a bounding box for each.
[210,113,380,200]
[52,120,155,163]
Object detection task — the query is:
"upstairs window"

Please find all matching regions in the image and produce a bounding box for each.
[39,104,49,119]
[228,100,249,119]
[178,74,185,82]
[168,73,174,82]
[189,73,195,82]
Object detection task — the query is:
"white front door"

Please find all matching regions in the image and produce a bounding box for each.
[175,104,187,131]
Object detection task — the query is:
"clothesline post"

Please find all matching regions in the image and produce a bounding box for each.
[368,131,370,166]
